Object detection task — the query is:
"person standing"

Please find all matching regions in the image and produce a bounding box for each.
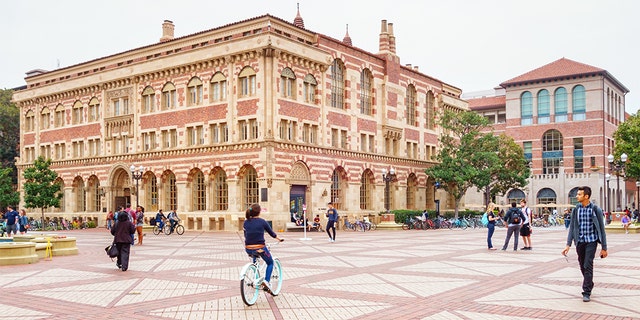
[520,199,533,250]
[561,186,608,302]
[621,213,631,234]
[243,203,283,291]
[19,209,29,234]
[4,206,19,237]
[486,203,499,250]
[563,209,571,229]
[326,202,338,242]
[135,206,145,245]
[106,211,114,230]
[111,211,136,271]
[501,202,524,251]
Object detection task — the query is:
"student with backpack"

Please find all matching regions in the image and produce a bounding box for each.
[501,202,524,251]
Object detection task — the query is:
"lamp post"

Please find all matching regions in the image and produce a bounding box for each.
[607,153,628,212]
[605,174,611,213]
[382,167,396,214]
[636,181,640,210]
[129,165,144,208]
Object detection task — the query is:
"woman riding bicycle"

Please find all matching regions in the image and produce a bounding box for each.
[243,204,283,291]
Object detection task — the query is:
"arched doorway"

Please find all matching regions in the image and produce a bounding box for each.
[109,166,133,212]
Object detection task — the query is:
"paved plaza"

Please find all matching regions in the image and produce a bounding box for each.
[1,225,639,320]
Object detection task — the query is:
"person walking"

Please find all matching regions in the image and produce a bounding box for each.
[519,199,533,250]
[4,206,19,237]
[106,211,114,230]
[111,211,136,271]
[326,202,338,242]
[561,186,608,302]
[486,203,499,250]
[501,202,524,251]
[243,203,283,291]
[19,209,29,234]
[135,206,145,245]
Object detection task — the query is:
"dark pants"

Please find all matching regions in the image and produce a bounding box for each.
[326,220,336,240]
[115,242,132,271]
[576,241,598,296]
[245,246,274,281]
[487,223,495,248]
[502,224,521,250]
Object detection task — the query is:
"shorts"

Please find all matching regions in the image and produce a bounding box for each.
[520,223,531,236]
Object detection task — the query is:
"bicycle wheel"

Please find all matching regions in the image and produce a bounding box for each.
[163,224,172,235]
[369,222,377,231]
[153,226,161,235]
[270,259,283,295]
[402,223,410,230]
[240,264,260,306]
[176,225,185,235]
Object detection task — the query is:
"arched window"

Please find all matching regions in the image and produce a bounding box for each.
[54,177,65,213]
[210,72,227,102]
[87,175,100,212]
[191,169,206,211]
[406,173,417,210]
[142,86,155,113]
[88,97,100,122]
[238,67,256,97]
[161,82,177,110]
[73,176,85,213]
[163,171,177,211]
[572,85,586,120]
[187,77,203,106]
[536,188,557,204]
[330,59,344,109]
[54,104,65,128]
[280,68,296,99]
[426,91,435,130]
[145,172,158,212]
[542,129,563,174]
[211,168,228,211]
[72,101,83,125]
[520,91,533,125]
[40,106,50,130]
[568,187,580,206]
[242,166,259,209]
[25,110,35,132]
[359,170,373,210]
[360,69,373,115]
[537,89,550,124]
[331,168,345,210]
[554,87,567,122]
[406,85,416,126]
[507,189,526,204]
[303,74,317,104]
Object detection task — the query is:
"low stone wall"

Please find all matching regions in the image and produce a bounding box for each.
[0,234,78,265]
[0,242,39,266]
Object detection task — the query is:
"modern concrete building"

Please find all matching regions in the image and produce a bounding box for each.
[13,11,466,231]
[465,58,632,213]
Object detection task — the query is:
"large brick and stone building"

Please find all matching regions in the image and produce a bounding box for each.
[465,58,632,213]
[13,11,466,230]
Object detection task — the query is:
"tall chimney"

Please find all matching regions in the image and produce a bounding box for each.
[388,23,396,54]
[160,20,175,42]
[378,20,390,53]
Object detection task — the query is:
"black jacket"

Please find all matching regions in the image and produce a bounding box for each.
[111,212,136,244]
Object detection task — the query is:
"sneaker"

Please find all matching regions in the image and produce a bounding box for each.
[488,248,497,250]
[261,281,272,292]
[582,294,590,302]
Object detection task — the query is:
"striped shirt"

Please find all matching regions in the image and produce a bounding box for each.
[577,203,597,243]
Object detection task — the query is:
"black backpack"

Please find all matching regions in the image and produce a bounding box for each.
[508,208,522,224]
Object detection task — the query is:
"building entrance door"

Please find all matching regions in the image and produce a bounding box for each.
[290,185,306,220]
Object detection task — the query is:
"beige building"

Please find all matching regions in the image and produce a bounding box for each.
[13,12,466,231]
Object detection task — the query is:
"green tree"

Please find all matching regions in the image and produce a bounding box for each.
[0,89,19,183]
[612,112,640,180]
[23,156,63,227]
[0,167,20,210]
[482,134,530,203]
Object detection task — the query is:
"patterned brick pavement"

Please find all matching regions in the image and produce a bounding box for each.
[1,225,639,320]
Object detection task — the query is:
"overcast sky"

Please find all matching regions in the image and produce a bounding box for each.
[2,0,638,114]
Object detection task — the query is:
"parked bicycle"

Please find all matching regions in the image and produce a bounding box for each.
[342,217,357,231]
[240,242,283,306]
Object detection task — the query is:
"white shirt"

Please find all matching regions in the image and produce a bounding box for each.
[521,206,531,224]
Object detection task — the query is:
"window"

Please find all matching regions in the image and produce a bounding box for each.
[406,142,418,159]
[212,169,228,211]
[25,110,35,132]
[210,72,227,102]
[187,126,204,146]
[142,132,156,151]
[330,59,344,109]
[112,97,129,116]
[368,135,374,153]
[537,89,550,124]
[330,129,347,149]
[239,119,258,141]
[330,169,344,210]
[40,107,50,130]
[574,137,584,173]
[24,147,35,162]
[164,171,177,211]
[572,85,586,121]
[406,85,416,125]
[360,69,373,115]
[40,144,51,159]
[340,129,347,149]
[279,120,297,141]
[72,101,83,124]
[385,137,399,156]
[302,123,317,144]
[192,170,206,211]
[210,122,229,144]
[359,171,373,210]
[54,104,65,128]
[54,143,66,160]
[523,141,532,161]
[187,77,203,106]
[72,141,84,158]
[88,98,100,122]
[280,68,296,99]
[520,91,533,125]
[303,74,317,104]
[161,82,177,110]
[554,87,567,122]
[161,129,178,149]
[88,138,101,156]
[146,173,158,212]
[238,67,256,97]
[426,91,435,129]
[243,167,259,209]
[142,87,155,113]
[542,129,563,174]
[74,177,85,212]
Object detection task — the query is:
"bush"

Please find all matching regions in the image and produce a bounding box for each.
[87,221,97,228]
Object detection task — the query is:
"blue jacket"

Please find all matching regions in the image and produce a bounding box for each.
[566,203,607,250]
[243,217,277,246]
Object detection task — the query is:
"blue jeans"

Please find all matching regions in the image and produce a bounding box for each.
[487,223,495,248]
[576,241,598,295]
[245,246,274,282]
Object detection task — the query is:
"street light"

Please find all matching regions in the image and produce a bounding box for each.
[636,181,640,210]
[607,153,628,212]
[130,164,144,208]
[382,167,396,214]
[605,174,611,213]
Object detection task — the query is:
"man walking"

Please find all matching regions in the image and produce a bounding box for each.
[326,202,338,242]
[520,199,533,250]
[561,186,607,302]
[501,202,523,251]
[4,206,19,237]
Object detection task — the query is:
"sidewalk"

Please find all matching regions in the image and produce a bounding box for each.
[1,226,638,320]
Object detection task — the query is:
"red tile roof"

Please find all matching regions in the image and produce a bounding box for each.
[467,95,505,111]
